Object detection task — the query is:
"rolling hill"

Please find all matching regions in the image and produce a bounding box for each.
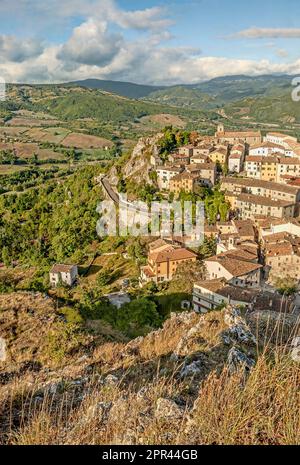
[144,74,297,108]
[65,78,165,99]
[66,75,296,103]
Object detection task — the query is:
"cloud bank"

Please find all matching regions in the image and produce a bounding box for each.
[0,1,300,85]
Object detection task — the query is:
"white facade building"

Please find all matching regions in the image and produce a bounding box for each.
[50,264,78,287]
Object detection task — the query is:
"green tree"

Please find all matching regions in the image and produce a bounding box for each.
[171,259,206,293]
[198,237,217,259]
[117,298,161,331]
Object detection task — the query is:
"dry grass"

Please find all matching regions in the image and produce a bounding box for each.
[185,353,300,445]
[0,304,299,445]
[61,133,113,149]
[2,347,299,445]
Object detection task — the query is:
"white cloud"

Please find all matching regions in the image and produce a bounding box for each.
[276,48,289,58]
[0,0,171,32]
[2,38,300,86]
[0,35,43,62]
[0,3,300,85]
[58,19,122,66]
[229,28,300,39]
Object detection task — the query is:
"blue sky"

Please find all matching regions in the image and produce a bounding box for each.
[0,0,300,84]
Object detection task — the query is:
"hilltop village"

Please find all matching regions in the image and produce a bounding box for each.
[134,124,300,313]
[3,119,300,322]
[47,123,300,317]
[1,108,300,446]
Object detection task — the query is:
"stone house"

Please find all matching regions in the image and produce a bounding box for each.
[49,264,78,287]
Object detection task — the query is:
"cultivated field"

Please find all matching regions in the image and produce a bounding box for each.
[61,132,113,149]
[139,113,186,128]
[7,117,61,127]
[25,127,71,144]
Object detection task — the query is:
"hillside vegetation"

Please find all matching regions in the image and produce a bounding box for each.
[67,78,165,99]
[0,296,299,445]
[143,74,300,129]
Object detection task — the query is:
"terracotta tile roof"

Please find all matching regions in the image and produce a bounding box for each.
[236,243,259,255]
[171,172,199,181]
[170,153,191,159]
[220,130,261,138]
[250,141,285,150]
[205,251,262,277]
[194,278,292,311]
[179,144,194,149]
[190,154,210,161]
[236,193,295,208]
[211,147,227,155]
[262,232,294,245]
[219,232,240,240]
[222,176,300,195]
[279,157,300,165]
[287,178,300,186]
[50,264,76,273]
[148,238,170,251]
[150,247,197,263]
[141,265,156,278]
[231,143,245,150]
[265,242,297,257]
[221,248,258,262]
[233,219,255,238]
[187,162,215,171]
[229,153,242,159]
[245,155,279,163]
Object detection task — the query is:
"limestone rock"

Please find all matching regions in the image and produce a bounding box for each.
[180,360,204,379]
[224,306,243,327]
[0,337,7,362]
[291,336,300,362]
[104,374,119,386]
[227,347,255,373]
[155,398,184,420]
[222,324,256,346]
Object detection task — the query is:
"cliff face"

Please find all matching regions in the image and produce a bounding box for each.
[0,292,299,445]
[108,133,162,187]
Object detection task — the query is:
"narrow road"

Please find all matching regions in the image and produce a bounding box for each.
[100,176,120,204]
[100,176,173,214]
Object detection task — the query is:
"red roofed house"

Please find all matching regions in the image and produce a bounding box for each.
[140,239,197,285]
[204,249,262,288]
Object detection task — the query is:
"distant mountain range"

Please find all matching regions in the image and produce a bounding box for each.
[68,74,297,104]
[66,78,166,99]
[3,74,300,135]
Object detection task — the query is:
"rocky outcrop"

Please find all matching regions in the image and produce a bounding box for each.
[108,133,163,188]
[227,347,255,373]
[1,295,299,445]
[122,133,163,181]
[247,309,300,344]
[222,306,257,346]
[155,398,184,420]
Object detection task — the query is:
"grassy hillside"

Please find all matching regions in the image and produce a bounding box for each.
[67,78,165,99]
[144,86,218,110]
[0,84,212,140]
[144,75,300,127]
[194,74,295,101]
[43,90,176,122]
[0,300,299,445]
[223,91,300,125]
